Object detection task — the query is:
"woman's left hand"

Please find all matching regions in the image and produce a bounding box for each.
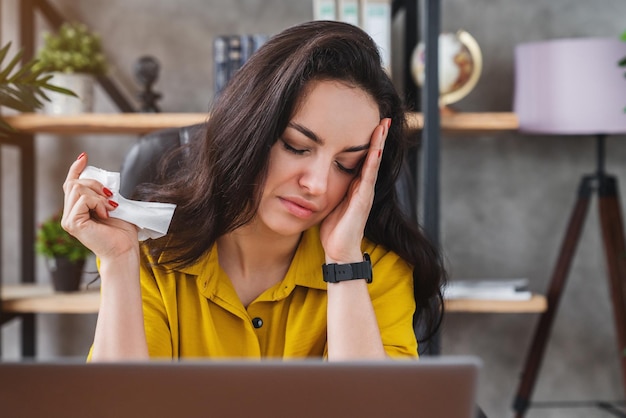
[320,118,391,263]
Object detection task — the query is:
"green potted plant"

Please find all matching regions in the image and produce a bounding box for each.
[0,41,74,136]
[35,211,91,292]
[33,21,107,114]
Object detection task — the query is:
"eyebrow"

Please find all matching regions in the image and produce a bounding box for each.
[287,122,370,153]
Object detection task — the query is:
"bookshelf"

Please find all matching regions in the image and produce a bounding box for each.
[1,111,543,319]
[0,0,538,365]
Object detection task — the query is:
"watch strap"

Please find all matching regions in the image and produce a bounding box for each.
[322,253,372,284]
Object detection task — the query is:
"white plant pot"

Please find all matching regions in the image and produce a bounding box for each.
[44,72,95,115]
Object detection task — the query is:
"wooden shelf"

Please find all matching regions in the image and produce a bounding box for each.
[445,294,546,313]
[4,113,210,135]
[1,284,545,315]
[1,284,100,314]
[407,111,519,133]
[4,112,519,135]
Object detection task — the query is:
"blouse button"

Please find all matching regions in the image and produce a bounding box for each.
[252,317,263,329]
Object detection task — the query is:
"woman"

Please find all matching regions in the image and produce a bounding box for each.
[62,20,445,361]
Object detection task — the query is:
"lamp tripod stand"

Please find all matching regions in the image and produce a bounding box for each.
[512,134,626,418]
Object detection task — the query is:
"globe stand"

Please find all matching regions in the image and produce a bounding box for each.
[512,134,626,417]
[438,105,460,116]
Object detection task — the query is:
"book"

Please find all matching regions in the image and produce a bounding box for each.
[252,34,270,49]
[227,35,243,81]
[443,279,532,301]
[339,0,359,25]
[213,35,231,98]
[312,0,391,72]
[213,34,269,98]
[362,0,391,72]
[313,0,337,20]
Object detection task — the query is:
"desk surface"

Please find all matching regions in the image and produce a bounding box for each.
[1,284,546,314]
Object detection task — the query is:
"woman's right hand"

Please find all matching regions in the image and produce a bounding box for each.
[62,152,139,261]
[65,153,148,361]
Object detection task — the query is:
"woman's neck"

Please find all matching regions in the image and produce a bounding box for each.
[216,223,302,306]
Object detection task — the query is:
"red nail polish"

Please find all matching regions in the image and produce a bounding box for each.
[76,152,86,160]
[103,187,113,197]
[108,200,119,208]
[378,150,382,158]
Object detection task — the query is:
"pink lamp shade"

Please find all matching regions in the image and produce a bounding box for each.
[514,37,626,135]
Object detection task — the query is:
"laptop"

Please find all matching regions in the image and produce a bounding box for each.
[0,356,481,418]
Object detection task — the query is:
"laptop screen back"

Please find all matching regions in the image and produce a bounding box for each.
[0,356,480,418]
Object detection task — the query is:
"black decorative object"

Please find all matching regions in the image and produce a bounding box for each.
[213,34,268,98]
[134,55,162,113]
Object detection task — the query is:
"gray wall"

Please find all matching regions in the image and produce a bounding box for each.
[2,1,625,417]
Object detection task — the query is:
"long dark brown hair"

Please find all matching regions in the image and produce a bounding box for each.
[141,20,446,343]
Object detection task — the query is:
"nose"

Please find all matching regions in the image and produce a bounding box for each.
[298,156,330,195]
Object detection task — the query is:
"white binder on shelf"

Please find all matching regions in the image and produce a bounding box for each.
[313,0,337,20]
[361,0,391,72]
[443,279,533,301]
[312,0,391,72]
[339,0,359,25]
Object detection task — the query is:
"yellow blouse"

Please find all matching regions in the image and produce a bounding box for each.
[139,226,418,359]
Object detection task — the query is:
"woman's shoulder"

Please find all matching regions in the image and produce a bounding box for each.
[362,238,412,273]
[361,238,414,300]
[139,241,217,277]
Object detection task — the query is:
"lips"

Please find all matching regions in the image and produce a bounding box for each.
[279,196,318,219]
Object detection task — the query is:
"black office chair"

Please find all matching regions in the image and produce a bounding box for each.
[119,124,205,198]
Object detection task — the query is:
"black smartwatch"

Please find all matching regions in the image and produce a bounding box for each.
[322,253,373,284]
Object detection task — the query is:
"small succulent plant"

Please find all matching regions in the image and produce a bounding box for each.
[34,22,107,75]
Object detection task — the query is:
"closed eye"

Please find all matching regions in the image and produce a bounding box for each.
[336,157,365,176]
[280,139,307,155]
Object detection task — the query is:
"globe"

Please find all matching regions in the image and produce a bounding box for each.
[411,30,482,107]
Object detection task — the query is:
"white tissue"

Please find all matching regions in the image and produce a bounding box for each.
[79,166,177,241]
